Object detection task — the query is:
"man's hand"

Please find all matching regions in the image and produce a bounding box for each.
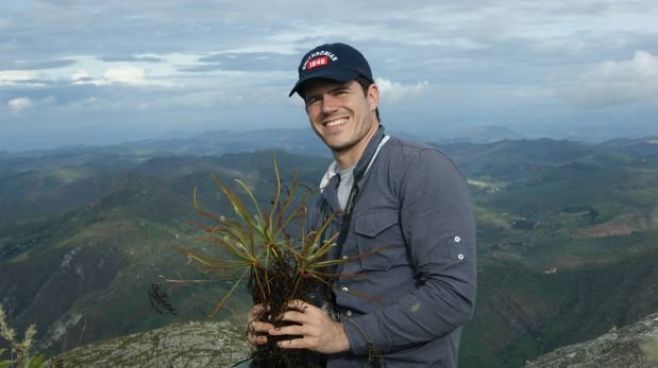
[268,299,350,354]
[247,304,273,348]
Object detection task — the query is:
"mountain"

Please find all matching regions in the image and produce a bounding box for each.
[0,148,328,355]
[462,247,658,367]
[51,304,658,368]
[524,312,658,368]
[452,137,658,367]
[1,136,658,367]
[444,124,525,144]
[111,128,330,158]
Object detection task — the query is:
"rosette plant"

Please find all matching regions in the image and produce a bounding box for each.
[173,159,344,367]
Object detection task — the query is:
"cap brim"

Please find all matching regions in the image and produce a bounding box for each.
[288,69,360,97]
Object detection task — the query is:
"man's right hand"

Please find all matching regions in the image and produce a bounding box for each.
[247,304,273,347]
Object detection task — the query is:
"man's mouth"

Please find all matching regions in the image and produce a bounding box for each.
[324,118,348,127]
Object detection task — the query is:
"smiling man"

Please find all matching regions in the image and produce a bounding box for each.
[246,42,477,367]
[302,76,379,168]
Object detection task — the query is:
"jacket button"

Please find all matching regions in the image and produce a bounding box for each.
[454,235,461,243]
[457,253,465,261]
[341,286,349,292]
[346,310,352,317]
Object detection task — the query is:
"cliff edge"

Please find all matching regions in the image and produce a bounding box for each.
[525,312,658,368]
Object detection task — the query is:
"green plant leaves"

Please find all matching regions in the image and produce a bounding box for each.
[177,156,344,316]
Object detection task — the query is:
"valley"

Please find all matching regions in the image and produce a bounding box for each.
[1,134,657,367]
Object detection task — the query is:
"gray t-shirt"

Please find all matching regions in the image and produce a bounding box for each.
[336,165,355,211]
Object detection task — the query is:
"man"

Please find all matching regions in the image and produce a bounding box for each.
[248,42,477,367]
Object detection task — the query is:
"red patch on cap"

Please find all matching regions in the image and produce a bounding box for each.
[307,56,329,70]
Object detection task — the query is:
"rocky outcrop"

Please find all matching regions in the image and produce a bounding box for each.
[52,320,249,367]
[525,313,658,368]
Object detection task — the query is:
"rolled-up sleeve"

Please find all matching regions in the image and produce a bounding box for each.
[342,147,477,355]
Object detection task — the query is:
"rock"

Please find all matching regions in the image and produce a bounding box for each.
[51,320,249,367]
[525,312,658,368]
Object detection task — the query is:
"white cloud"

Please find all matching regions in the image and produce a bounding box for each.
[571,50,658,107]
[8,97,33,112]
[71,69,91,81]
[103,65,174,86]
[0,70,39,86]
[104,66,147,84]
[375,77,430,102]
[68,68,102,86]
[68,65,174,87]
[3,0,658,147]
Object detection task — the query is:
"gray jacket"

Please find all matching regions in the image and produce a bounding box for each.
[309,125,477,367]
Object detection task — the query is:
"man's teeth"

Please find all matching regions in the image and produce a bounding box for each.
[326,119,347,127]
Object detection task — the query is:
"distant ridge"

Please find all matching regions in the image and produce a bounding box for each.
[443,124,524,144]
[0,128,326,158]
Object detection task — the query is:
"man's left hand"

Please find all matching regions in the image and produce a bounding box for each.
[268,299,350,354]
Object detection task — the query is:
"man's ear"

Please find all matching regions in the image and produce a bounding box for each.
[367,83,380,113]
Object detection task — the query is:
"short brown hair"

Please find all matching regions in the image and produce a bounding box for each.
[355,76,381,122]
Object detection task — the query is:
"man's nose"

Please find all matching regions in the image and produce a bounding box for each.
[321,95,339,114]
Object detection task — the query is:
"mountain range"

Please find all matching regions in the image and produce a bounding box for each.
[1,132,658,367]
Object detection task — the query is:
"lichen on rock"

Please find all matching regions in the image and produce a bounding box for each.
[525,312,658,368]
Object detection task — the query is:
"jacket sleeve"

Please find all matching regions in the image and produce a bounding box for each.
[342,147,477,355]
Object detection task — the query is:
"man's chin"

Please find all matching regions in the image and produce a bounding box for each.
[326,141,355,153]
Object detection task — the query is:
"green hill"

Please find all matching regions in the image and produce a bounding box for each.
[1,137,658,367]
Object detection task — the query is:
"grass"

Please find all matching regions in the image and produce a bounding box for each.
[0,305,46,368]
[461,244,658,368]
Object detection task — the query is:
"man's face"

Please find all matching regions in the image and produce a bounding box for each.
[302,79,379,156]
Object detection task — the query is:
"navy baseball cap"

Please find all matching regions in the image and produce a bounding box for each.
[289,43,374,97]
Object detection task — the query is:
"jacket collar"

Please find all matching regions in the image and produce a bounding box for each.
[319,124,387,192]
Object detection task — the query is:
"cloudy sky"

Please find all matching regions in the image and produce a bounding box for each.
[1,0,658,151]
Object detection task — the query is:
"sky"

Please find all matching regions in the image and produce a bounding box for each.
[1,0,658,151]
